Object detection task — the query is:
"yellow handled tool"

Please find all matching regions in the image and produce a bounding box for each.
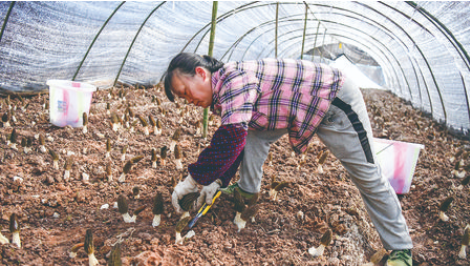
[188,191,221,229]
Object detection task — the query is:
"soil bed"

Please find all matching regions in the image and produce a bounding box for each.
[0,86,469,265]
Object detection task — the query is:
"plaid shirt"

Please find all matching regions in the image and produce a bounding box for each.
[189,59,344,186]
[211,58,344,153]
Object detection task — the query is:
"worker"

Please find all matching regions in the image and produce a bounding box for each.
[162,53,413,266]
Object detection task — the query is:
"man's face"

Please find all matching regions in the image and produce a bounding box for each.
[171,67,212,108]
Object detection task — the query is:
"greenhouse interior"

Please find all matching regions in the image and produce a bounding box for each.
[1,1,470,265]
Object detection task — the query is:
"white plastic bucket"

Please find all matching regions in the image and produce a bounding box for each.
[47,80,96,127]
[373,138,424,194]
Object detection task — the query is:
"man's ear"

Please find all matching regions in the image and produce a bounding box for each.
[195,66,207,80]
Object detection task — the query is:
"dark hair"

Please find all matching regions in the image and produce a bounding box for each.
[162,53,224,102]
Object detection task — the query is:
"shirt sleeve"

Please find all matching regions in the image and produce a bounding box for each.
[215,68,259,128]
[188,123,247,187]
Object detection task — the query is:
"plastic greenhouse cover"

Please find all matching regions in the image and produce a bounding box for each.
[0,1,469,135]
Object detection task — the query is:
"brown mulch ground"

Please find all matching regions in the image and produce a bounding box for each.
[0,85,469,266]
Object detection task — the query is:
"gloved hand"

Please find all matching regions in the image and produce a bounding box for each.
[196,179,222,209]
[172,174,199,214]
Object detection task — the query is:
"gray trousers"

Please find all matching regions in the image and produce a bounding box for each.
[238,76,413,250]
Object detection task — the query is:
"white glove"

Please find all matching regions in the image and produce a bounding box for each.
[172,174,199,214]
[196,179,222,210]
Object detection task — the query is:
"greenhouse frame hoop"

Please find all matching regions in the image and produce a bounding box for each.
[114,1,166,86]
[192,2,439,98]
[262,31,408,98]
[72,1,125,81]
[223,17,413,106]
[0,1,14,44]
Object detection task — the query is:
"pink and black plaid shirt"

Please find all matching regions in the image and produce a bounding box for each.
[189,59,344,186]
[211,58,344,153]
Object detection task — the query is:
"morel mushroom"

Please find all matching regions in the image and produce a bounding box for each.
[308,229,333,257]
[132,186,140,199]
[152,192,164,227]
[138,115,149,136]
[9,213,21,248]
[195,120,202,136]
[0,225,9,244]
[452,160,466,179]
[450,149,465,163]
[49,149,60,170]
[269,180,290,201]
[117,195,146,223]
[106,163,112,182]
[317,150,329,174]
[39,133,47,153]
[2,111,11,127]
[160,146,168,166]
[233,188,246,230]
[151,148,158,168]
[174,216,196,245]
[129,120,138,133]
[119,155,143,183]
[108,243,122,266]
[69,243,84,258]
[120,145,127,162]
[175,216,191,245]
[64,158,72,181]
[169,128,181,152]
[83,112,88,134]
[111,111,121,132]
[84,229,99,266]
[174,145,183,170]
[10,109,16,123]
[156,119,163,136]
[105,138,112,159]
[7,128,18,150]
[148,115,159,136]
[179,192,200,220]
[459,225,470,259]
[439,196,454,222]
[237,204,260,232]
[20,137,27,152]
[24,136,33,154]
[462,175,470,186]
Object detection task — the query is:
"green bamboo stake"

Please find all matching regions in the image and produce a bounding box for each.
[203,1,218,138]
[300,4,308,59]
[275,2,279,58]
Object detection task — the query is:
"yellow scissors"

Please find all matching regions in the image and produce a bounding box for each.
[188,191,222,229]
